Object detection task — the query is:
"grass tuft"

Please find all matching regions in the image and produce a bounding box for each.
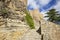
[24,10,35,29]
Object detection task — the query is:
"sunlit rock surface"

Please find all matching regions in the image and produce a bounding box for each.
[0,0,41,40]
[0,0,60,40]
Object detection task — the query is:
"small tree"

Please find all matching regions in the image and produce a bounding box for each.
[56,15,60,21]
[45,9,60,22]
[24,9,35,29]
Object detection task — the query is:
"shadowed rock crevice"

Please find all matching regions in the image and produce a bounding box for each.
[36,27,41,35]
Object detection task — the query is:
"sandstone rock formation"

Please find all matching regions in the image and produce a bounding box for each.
[0,0,41,40]
[40,20,60,40]
[0,0,60,40]
[0,0,30,40]
[29,9,60,40]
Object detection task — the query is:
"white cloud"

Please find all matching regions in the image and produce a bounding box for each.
[39,0,51,6]
[27,0,39,9]
[28,0,60,12]
[54,1,60,11]
[27,0,52,10]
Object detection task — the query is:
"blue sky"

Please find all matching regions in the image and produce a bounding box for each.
[27,0,60,13]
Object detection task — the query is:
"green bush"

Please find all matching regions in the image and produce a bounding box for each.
[1,8,8,14]
[0,8,9,18]
[24,10,35,29]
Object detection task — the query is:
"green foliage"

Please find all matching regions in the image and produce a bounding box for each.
[0,8,8,18]
[45,9,60,22]
[24,10,35,29]
[55,16,60,21]
[1,8,8,13]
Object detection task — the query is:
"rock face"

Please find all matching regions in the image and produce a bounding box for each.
[0,0,41,40]
[0,0,29,40]
[41,20,60,40]
[0,0,60,40]
[29,9,60,40]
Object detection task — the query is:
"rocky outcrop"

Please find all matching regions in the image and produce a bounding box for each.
[0,0,41,40]
[41,20,60,40]
[29,9,60,40]
[0,0,60,40]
